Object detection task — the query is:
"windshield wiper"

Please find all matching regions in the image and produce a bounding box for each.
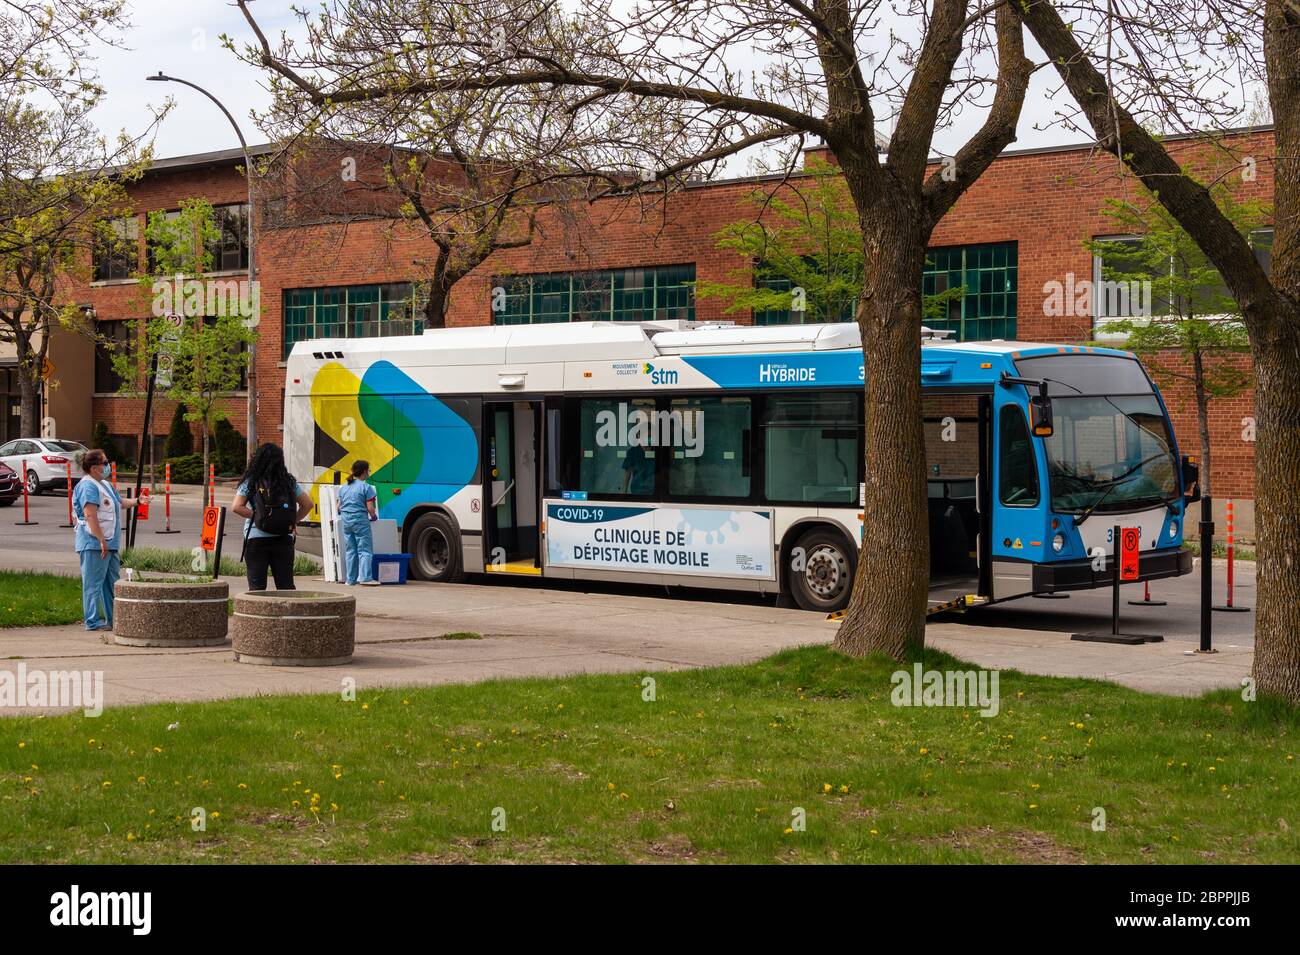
[1071,451,1171,527]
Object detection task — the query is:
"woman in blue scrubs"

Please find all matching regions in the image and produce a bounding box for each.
[338,460,380,585]
[73,449,143,630]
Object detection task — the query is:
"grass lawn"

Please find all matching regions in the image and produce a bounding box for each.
[0,571,84,628]
[1,646,1296,864]
[122,546,320,578]
[0,551,321,629]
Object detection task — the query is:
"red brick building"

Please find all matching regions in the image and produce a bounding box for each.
[31,127,1272,529]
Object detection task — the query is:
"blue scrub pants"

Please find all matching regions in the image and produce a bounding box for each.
[342,516,374,584]
[79,548,120,630]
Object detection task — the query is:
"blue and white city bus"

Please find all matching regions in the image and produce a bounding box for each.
[284,320,1196,613]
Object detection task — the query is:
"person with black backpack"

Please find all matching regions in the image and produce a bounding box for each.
[232,443,315,591]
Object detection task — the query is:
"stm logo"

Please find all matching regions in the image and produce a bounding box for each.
[642,362,679,385]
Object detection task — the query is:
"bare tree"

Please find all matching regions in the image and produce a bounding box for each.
[236,9,657,328]
[1009,0,1299,701]
[235,0,1033,660]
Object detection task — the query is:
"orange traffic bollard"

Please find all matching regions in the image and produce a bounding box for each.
[1213,498,1251,613]
[14,457,37,525]
[156,461,180,534]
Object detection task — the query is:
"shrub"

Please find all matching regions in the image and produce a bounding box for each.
[163,404,193,459]
[213,418,246,475]
[90,423,134,470]
[164,453,204,484]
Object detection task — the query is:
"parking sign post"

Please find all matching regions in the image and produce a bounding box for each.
[1071,524,1162,645]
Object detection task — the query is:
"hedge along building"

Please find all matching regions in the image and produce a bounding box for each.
[45,127,1273,531]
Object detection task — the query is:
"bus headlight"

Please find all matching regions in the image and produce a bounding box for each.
[1052,533,1065,553]
[1169,520,1178,540]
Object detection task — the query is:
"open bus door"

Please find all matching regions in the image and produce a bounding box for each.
[483,399,543,576]
[923,392,993,615]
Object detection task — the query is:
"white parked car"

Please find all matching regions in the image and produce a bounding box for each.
[0,438,88,496]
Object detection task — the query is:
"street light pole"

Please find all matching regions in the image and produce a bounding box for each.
[146,72,258,461]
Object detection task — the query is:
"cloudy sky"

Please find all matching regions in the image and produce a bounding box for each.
[80,0,1182,172]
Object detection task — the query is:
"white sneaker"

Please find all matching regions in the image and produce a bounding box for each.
[361,579,381,586]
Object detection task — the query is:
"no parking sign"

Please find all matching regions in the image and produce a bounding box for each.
[1120,526,1140,581]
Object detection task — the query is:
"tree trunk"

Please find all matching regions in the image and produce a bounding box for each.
[833,204,931,661]
[1192,348,1212,499]
[1252,326,1300,701]
[18,365,40,438]
[422,253,454,330]
[202,428,211,501]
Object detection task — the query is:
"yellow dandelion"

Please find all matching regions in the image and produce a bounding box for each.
[839,785,849,794]
[238,783,247,790]
[361,703,369,710]
[101,780,112,788]
[126,832,136,842]
[607,782,616,791]
[783,827,793,834]
[1028,804,1039,810]
[17,741,25,749]
[330,803,339,812]
[136,776,145,784]
[211,811,220,819]
[869,829,879,835]
[291,800,300,809]
[822,783,832,793]
[919,747,929,755]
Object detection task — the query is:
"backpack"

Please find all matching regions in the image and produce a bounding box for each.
[251,480,297,535]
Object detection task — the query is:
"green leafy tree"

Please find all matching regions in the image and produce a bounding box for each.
[1088,182,1265,497]
[163,403,193,459]
[110,199,254,484]
[696,157,964,326]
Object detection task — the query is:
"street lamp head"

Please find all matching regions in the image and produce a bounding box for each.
[146,72,172,82]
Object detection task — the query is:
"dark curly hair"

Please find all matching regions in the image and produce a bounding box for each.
[239,442,296,501]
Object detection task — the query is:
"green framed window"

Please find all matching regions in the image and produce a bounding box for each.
[752,275,857,326]
[923,242,1018,340]
[492,265,695,324]
[282,283,418,358]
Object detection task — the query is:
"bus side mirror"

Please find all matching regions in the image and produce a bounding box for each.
[1182,455,1201,503]
[1029,394,1054,437]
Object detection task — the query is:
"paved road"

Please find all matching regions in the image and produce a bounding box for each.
[3,487,1255,650]
[1,483,249,564]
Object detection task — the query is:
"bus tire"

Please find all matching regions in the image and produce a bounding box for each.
[408,511,465,583]
[788,527,854,613]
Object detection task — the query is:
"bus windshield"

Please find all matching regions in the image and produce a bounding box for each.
[1039,394,1179,513]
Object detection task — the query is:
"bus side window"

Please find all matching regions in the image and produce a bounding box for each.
[998,405,1040,507]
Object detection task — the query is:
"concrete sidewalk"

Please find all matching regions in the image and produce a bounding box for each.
[0,571,1253,715]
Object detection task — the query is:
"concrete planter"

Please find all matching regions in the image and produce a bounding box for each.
[231,590,355,666]
[113,579,230,647]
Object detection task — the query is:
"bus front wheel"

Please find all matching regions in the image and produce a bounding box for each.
[408,511,466,583]
[788,528,854,613]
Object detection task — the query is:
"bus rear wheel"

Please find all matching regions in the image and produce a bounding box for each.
[788,528,854,613]
[408,511,466,583]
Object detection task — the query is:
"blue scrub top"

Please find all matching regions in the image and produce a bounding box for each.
[337,479,376,520]
[73,476,122,552]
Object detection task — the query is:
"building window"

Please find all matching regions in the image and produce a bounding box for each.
[753,273,856,326]
[923,242,1017,340]
[207,204,250,271]
[282,283,418,358]
[492,265,695,324]
[93,217,139,281]
[94,320,132,393]
[145,210,181,275]
[1091,227,1273,325]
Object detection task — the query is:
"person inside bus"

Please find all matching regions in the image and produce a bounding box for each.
[621,436,655,494]
[338,459,381,586]
[73,448,144,631]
